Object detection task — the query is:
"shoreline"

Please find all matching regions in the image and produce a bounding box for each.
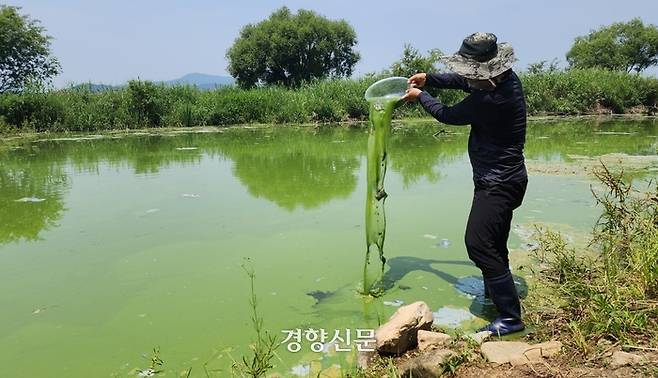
[1,114,656,141]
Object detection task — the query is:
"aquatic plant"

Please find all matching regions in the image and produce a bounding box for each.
[232,260,280,377]
[136,347,164,377]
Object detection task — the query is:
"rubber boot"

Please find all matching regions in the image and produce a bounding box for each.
[478,270,524,336]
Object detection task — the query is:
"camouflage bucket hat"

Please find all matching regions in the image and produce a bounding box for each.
[440,32,516,80]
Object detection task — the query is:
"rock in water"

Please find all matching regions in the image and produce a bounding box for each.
[375,301,434,355]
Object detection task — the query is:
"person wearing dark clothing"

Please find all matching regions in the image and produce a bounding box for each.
[402,32,528,336]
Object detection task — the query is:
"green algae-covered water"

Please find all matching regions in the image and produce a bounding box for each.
[363,96,398,294]
[1,119,657,377]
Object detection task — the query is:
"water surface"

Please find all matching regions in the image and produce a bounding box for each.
[0,119,656,377]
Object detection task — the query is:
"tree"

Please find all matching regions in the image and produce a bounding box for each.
[226,7,360,88]
[0,6,60,93]
[389,44,442,78]
[566,18,658,73]
[526,59,560,74]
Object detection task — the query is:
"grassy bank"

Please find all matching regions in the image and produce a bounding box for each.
[0,69,657,132]
[526,164,658,353]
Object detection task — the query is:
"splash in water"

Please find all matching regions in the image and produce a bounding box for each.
[363,95,399,295]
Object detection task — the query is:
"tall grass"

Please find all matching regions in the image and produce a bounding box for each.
[0,68,656,132]
[521,68,658,114]
[527,164,658,354]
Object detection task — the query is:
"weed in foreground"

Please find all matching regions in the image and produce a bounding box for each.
[526,163,658,355]
[231,259,280,378]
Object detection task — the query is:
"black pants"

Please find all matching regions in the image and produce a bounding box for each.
[464,178,528,278]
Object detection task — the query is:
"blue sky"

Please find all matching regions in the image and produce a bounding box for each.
[8,0,658,87]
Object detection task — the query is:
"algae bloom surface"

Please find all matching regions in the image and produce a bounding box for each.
[0,120,656,377]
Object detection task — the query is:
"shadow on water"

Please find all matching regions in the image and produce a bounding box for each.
[306,289,335,305]
[456,274,528,322]
[380,255,469,289]
[301,257,465,315]
[378,255,528,324]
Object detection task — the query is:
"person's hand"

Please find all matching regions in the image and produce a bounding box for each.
[408,73,427,89]
[401,87,422,102]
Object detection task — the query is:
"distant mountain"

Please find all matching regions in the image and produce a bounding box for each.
[161,73,234,89]
[69,73,234,92]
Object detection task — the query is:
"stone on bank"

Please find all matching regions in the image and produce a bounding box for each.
[375,301,434,355]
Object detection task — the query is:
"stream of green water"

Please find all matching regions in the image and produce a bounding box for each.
[364,96,399,294]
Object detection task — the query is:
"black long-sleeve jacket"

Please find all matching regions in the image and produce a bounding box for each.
[418,71,527,183]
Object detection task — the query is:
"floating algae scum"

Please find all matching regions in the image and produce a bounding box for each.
[362,77,409,295]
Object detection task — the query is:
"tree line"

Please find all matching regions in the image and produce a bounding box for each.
[1,5,658,95]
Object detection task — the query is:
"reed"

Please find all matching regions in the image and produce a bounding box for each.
[0,69,656,133]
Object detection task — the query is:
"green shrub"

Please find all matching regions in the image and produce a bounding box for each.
[58,87,133,131]
[521,68,658,115]
[126,80,168,127]
[205,87,266,125]
[303,92,346,123]
[0,90,66,131]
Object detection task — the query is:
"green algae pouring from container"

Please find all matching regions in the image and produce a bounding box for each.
[362,76,408,295]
